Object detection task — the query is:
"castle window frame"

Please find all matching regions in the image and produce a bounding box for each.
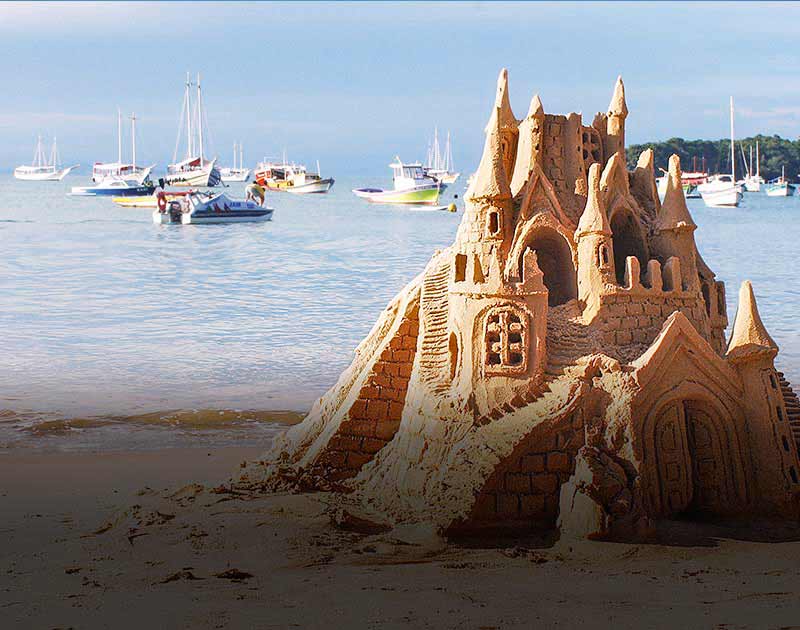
[484,305,529,375]
[488,211,500,236]
[597,244,610,269]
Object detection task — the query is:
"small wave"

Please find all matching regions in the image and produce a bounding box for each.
[18,408,304,436]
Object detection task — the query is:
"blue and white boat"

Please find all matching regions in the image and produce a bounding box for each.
[765,167,795,197]
[152,191,273,225]
[69,176,154,197]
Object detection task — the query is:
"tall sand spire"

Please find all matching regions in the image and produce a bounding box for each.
[727,280,778,361]
[658,154,696,231]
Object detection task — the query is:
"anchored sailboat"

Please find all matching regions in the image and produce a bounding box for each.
[165,73,221,187]
[14,136,78,181]
[92,110,153,183]
[698,97,743,208]
[220,142,251,183]
[424,128,460,185]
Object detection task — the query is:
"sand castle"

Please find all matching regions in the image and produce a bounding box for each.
[254,71,800,539]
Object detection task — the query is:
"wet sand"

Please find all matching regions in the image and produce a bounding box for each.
[3,447,800,629]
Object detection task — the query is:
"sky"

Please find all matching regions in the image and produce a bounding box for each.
[2,1,799,175]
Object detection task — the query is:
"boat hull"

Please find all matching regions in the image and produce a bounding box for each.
[220,169,251,183]
[165,161,222,187]
[766,183,795,197]
[70,184,153,196]
[699,187,742,207]
[14,166,76,181]
[352,185,440,205]
[266,178,335,194]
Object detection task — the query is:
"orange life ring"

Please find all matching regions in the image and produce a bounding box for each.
[157,191,167,212]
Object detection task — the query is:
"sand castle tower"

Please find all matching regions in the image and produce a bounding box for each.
[254,70,800,539]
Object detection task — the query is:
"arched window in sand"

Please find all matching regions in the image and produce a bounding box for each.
[610,206,648,286]
[484,305,528,375]
[449,332,459,381]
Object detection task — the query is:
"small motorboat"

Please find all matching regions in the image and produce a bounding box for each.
[70,176,154,197]
[353,158,441,205]
[698,174,743,207]
[765,168,795,197]
[153,191,274,225]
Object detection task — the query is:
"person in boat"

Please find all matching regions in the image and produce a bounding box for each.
[245,181,266,206]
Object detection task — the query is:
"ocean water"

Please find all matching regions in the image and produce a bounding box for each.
[1,174,798,452]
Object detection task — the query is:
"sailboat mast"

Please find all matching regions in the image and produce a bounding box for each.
[131,113,137,170]
[186,72,193,159]
[34,135,43,167]
[730,96,735,181]
[756,140,760,177]
[240,144,243,172]
[749,144,753,178]
[197,73,204,162]
[233,142,237,170]
[117,108,122,164]
[51,137,58,168]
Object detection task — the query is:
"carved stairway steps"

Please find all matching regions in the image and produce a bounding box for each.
[545,317,592,379]
[418,255,453,393]
[778,372,800,450]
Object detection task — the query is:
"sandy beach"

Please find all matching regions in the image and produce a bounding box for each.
[2,446,800,629]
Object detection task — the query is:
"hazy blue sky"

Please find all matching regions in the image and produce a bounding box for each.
[2,1,799,174]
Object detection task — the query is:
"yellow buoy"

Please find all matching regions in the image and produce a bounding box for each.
[448,203,457,213]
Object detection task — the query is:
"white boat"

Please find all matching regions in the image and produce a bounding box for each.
[14,136,77,181]
[220,142,251,183]
[92,110,154,184]
[353,158,441,205]
[165,73,222,188]
[699,97,742,208]
[153,191,273,224]
[765,167,795,197]
[656,165,706,198]
[741,141,764,192]
[254,158,334,194]
[70,176,154,197]
[424,128,460,185]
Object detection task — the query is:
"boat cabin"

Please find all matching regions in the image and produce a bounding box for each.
[390,159,436,191]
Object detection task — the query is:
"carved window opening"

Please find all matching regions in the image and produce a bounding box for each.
[777,406,784,422]
[782,436,790,452]
[454,254,467,282]
[597,245,610,269]
[473,255,485,283]
[716,283,726,316]
[449,333,459,381]
[770,373,778,390]
[485,306,528,375]
[488,211,500,236]
[791,467,798,484]
[610,207,648,286]
[701,282,712,316]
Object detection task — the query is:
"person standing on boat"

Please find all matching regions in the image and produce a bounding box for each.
[245,181,266,206]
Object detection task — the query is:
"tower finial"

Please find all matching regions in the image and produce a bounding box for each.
[468,106,511,201]
[485,68,517,132]
[529,93,544,118]
[657,154,696,232]
[608,75,628,118]
[576,163,610,237]
[726,281,778,362]
[509,93,546,197]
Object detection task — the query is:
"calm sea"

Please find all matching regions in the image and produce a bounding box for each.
[1,174,798,452]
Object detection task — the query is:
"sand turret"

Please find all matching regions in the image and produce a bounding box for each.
[484,68,519,180]
[727,281,778,363]
[509,94,545,198]
[576,163,614,320]
[605,76,628,158]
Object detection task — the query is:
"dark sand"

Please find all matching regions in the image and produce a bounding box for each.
[3,447,800,629]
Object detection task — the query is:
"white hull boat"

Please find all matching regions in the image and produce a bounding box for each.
[153,192,273,224]
[165,158,221,187]
[255,159,334,194]
[700,97,742,208]
[424,128,460,185]
[15,136,77,181]
[70,176,154,197]
[698,186,743,207]
[220,142,251,182]
[92,111,154,183]
[766,169,795,197]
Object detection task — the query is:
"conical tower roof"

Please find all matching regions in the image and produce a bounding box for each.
[657,154,697,232]
[576,163,610,237]
[608,76,628,118]
[509,94,545,197]
[726,281,778,362]
[467,106,511,201]
[484,68,518,133]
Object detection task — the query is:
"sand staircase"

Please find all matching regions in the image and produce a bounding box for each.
[778,372,800,451]
[545,304,593,379]
[418,255,452,393]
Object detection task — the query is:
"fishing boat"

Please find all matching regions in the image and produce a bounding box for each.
[165,73,222,188]
[765,167,795,197]
[220,142,251,183]
[14,136,78,181]
[70,176,154,197]
[424,128,460,185]
[353,158,441,205]
[152,191,273,225]
[699,97,742,208]
[92,110,153,183]
[656,160,706,198]
[254,159,334,194]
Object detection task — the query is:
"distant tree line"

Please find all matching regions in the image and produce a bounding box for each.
[626,135,800,182]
